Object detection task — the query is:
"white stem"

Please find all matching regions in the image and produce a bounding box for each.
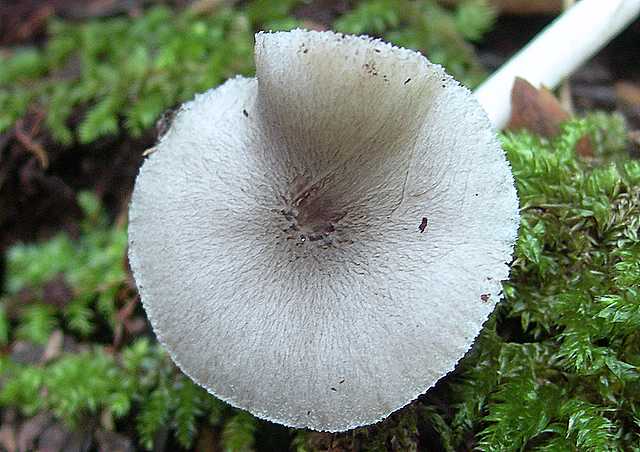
[474,0,640,130]
[559,0,576,113]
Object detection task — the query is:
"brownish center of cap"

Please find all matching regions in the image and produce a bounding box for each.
[280,175,346,245]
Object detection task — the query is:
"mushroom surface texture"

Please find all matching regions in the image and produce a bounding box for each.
[128,29,520,432]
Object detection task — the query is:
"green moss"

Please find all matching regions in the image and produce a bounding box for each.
[5,192,127,340]
[1,5,260,145]
[0,1,492,146]
[446,119,638,451]
[1,115,637,450]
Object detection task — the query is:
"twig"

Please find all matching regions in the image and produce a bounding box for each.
[474,0,640,129]
[113,296,140,348]
[14,119,49,169]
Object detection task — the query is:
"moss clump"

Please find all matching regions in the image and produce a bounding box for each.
[2,192,127,343]
[0,0,493,146]
[0,338,235,450]
[1,115,637,450]
[421,117,640,452]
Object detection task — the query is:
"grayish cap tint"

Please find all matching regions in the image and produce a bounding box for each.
[128,29,520,432]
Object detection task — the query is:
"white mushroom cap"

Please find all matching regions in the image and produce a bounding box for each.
[128,29,519,432]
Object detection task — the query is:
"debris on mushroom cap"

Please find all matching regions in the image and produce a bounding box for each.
[128,29,520,432]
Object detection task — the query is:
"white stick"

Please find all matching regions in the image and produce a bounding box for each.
[559,0,576,113]
[474,0,640,130]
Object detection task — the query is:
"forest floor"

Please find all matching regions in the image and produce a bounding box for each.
[1,1,640,451]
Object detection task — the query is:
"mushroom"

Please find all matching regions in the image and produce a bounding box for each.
[128,29,519,432]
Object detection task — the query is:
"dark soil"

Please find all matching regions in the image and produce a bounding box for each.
[0,115,151,247]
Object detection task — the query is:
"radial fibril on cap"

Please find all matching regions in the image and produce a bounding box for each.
[128,29,519,432]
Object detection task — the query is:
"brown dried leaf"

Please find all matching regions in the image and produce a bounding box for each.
[616,81,640,127]
[575,135,595,159]
[507,77,570,138]
[616,81,640,107]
